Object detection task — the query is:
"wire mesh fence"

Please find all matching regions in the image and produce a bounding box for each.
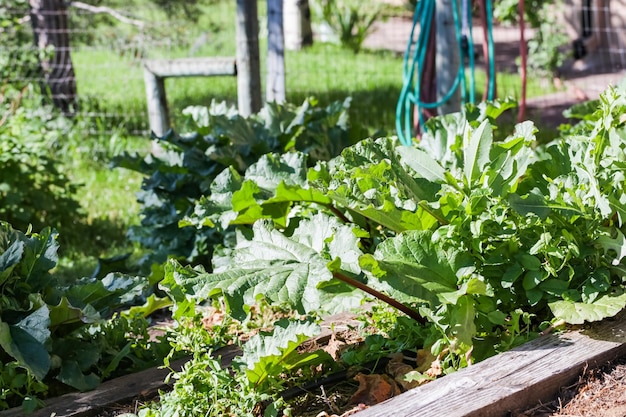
[2,0,626,138]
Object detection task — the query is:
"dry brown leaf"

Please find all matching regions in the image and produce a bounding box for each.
[323,333,348,360]
[386,353,421,391]
[415,348,437,373]
[201,307,226,330]
[425,358,442,378]
[349,373,402,405]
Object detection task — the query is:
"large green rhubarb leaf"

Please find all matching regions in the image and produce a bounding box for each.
[182,166,244,230]
[48,297,88,328]
[238,318,330,389]
[15,306,51,344]
[19,227,58,288]
[0,308,51,381]
[0,239,24,286]
[56,361,100,391]
[360,230,470,306]
[309,137,440,232]
[162,214,364,320]
[61,273,150,318]
[185,152,326,230]
[264,181,331,206]
[549,289,626,324]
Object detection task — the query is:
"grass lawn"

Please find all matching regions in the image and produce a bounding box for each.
[72,43,546,137]
[54,147,147,281]
[71,44,404,135]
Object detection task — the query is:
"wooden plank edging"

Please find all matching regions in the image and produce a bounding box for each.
[0,345,241,417]
[0,310,362,417]
[4,309,625,417]
[143,57,236,78]
[356,311,626,417]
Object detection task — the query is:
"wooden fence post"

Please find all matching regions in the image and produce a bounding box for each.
[29,0,77,114]
[143,69,168,137]
[283,0,313,50]
[236,0,262,115]
[267,0,286,103]
[435,0,461,115]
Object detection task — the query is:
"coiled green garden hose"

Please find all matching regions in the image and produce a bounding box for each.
[396,0,496,145]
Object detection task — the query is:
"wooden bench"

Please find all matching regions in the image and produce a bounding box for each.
[143,57,237,136]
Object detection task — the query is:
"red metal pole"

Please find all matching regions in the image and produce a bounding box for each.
[517,0,527,122]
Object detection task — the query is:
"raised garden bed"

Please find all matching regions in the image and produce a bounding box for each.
[4,310,625,417]
[0,346,238,417]
[358,310,626,417]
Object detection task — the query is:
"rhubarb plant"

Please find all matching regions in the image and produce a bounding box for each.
[114,98,366,271]
[0,222,170,411]
[139,317,333,417]
[163,88,626,376]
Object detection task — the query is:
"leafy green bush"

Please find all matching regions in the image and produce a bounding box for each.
[0,221,168,411]
[494,0,569,78]
[0,84,81,233]
[163,86,626,382]
[311,0,383,53]
[0,0,39,85]
[114,98,367,271]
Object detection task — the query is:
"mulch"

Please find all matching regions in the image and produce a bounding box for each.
[517,356,626,417]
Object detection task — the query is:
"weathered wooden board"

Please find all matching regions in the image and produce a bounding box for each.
[143,57,236,78]
[142,56,237,135]
[356,311,626,417]
[0,345,241,417]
